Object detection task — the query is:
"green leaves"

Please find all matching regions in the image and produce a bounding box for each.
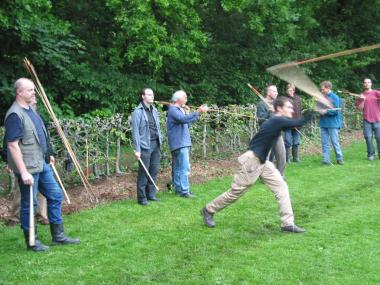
[108,0,207,71]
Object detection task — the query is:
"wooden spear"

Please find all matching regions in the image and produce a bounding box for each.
[23,58,98,203]
[51,163,71,204]
[247,84,334,165]
[269,43,380,70]
[155,101,255,119]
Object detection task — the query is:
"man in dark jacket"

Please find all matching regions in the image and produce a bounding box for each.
[131,88,163,205]
[201,96,314,233]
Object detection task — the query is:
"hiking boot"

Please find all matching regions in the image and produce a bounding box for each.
[281,224,305,233]
[292,146,300,162]
[50,223,80,245]
[147,197,160,202]
[24,228,49,252]
[200,207,215,228]
[180,192,196,198]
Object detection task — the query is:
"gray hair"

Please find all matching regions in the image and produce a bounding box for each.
[14,78,33,94]
[171,90,186,102]
[320,81,332,89]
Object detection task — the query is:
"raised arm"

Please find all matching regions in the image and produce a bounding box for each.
[169,107,200,124]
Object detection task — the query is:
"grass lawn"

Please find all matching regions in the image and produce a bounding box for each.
[0,142,379,285]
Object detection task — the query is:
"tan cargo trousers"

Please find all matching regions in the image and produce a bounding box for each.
[206,150,294,227]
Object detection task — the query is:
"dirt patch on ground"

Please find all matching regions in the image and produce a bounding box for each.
[0,130,363,223]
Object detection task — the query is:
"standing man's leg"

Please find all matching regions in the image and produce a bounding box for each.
[363,120,375,159]
[9,180,20,224]
[136,148,151,204]
[284,130,292,163]
[274,135,286,176]
[18,173,49,251]
[372,122,380,159]
[146,140,161,200]
[38,163,79,245]
[292,129,301,162]
[173,147,191,196]
[320,127,331,164]
[37,193,49,225]
[328,128,343,163]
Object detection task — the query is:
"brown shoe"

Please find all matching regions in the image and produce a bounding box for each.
[200,207,215,228]
[39,218,50,225]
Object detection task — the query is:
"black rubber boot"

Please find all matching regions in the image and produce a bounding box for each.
[50,223,80,245]
[24,228,49,252]
[285,148,291,163]
[292,145,300,162]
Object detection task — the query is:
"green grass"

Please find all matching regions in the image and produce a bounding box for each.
[0,142,379,285]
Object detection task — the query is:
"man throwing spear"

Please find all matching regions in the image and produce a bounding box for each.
[201,96,313,233]
[4,78,79,252]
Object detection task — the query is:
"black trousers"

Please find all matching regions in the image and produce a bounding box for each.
[137,140,161,202]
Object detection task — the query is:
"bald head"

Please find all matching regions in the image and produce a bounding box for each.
[266,85,278,100]
[14,78,34,95]
[14,78,36,106]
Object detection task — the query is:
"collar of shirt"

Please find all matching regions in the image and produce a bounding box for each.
[142,102,152,111]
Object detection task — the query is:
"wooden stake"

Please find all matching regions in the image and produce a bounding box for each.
[269,43,380,70]
[29,185,35,246]
[51,163,71,204]
[23,58,98,203]
[138,158,159,192]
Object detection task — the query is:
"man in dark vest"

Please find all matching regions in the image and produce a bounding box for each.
[4,78,79,251]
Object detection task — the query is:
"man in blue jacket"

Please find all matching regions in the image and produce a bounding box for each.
[131,88,163,205]
[167,90,208,198]
[317,81,344,165]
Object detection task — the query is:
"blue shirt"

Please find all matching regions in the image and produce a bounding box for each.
[166,105,200,151]
[4,107,48,154]
[318,92,342,129]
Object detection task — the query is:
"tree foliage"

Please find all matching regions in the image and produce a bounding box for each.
[0,0,379,121]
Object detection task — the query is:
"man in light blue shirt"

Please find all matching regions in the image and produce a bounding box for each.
[317,81,344,165]
[166,90,208,197]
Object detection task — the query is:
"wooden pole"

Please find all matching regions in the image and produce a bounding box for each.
[138,158,159,192]
[51,163,71,204]
[269,43,380,70]
[29,185,35,246]
[23,58,98,203]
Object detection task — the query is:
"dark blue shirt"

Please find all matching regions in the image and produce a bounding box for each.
[4,107,48,154]
[250,114,312,163]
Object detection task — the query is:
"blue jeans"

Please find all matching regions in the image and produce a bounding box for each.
[363,120,380,157]
[320,128,343,162]
[17,162,63,231]
[172,147,191,195]
[284,129,301,148]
